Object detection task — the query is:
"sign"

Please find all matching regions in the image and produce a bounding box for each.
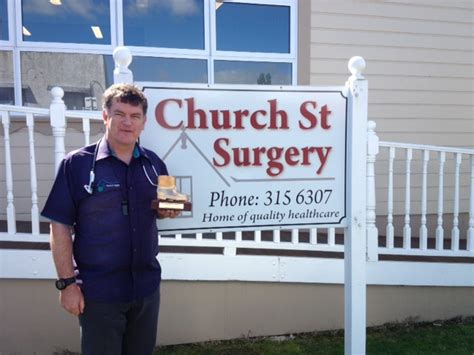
[140,85,348,233]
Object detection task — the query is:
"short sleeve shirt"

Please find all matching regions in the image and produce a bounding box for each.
[42,138,168,302]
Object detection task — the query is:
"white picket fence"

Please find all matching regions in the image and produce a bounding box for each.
[1,48,473,288]
[376,141,474,258]
[1,91,473,261]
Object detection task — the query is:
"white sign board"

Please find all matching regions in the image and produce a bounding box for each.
[140,85,348,233]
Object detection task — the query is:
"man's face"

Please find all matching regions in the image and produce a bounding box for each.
[103,98,146,149]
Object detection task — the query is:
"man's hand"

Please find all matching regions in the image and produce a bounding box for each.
[157,209,181,219]
[60,283,85,316]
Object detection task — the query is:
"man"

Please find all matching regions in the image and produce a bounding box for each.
[42,83,178,354]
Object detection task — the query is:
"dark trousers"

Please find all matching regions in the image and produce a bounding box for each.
[78,288,160,355]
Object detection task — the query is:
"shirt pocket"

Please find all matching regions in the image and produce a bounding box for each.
[76,188,127,243]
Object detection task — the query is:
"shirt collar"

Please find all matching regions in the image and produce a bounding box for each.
[95,137,149,162]
[96,137,111,161]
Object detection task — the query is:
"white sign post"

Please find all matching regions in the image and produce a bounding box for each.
[138,56,368,355]
[345,57,368,355]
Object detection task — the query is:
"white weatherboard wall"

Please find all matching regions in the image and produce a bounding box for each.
[309,0,474,148]
[1,279,473,355]
[308,1,474,223]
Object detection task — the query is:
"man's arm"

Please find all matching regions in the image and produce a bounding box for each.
[50,222,84,316]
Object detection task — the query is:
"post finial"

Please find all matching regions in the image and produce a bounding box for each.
[113,46,132,68]
[50,87,64,103]
[348,56,366,80]
[113,47,133,84]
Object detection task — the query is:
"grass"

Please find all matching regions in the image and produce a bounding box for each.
[154,317,474,355]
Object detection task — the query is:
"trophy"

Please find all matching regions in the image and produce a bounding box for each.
[151,176,192,211]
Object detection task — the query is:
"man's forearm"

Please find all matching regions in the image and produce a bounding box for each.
[50,222,75,278]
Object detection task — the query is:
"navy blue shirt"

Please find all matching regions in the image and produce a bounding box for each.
[42,138,168,302]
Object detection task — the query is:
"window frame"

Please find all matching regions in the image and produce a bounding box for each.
[210,0,297,84]
[1,0,298,106]
[210,0,296,59]
[15,0,117,49]
[117,0,211,57]
[0,0,14,45]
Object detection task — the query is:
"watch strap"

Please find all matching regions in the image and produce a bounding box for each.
[55,276,76,290]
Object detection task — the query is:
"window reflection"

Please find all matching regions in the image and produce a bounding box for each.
[0,0,8,41]
[21,0,110,44]
[3,1,296,108]
[0,51,14,104]
[216,3,290,53]
[123,0,204,49]
[214,60,291,85]
[21,52,113,109]
[126,56,207,83]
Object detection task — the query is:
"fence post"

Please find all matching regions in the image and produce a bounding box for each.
[1,111,16,234]
[436,151,446,250]
[386,146,395,248]
[403,148,413,249]
[468,155,474,252]
[113,46,134,84]
[345,56,368,355]
[49,87,66,174]
[420,150,429,250]
[367,120,379,261]
[451,153,462,251]
[26,113,40,235]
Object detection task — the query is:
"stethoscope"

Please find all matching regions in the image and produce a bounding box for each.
[84,138,159,194]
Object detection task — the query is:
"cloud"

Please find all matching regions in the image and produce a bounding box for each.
[22,0,108,20]
[127,0,200,17]
[168,0,200,16]
[22,0,199,20]
[66,1,104,20]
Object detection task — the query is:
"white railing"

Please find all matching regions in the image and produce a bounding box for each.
[371,139,474,259]
[1,105,48,236]
[158,228,345,256]
[1,46,473,267]
[0,89,103,241]
[2,92,473,262]
[0,88,346,256]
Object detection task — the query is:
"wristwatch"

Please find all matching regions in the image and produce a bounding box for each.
[55,277,76,290]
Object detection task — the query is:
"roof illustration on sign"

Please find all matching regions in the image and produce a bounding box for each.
[161,128,231,187]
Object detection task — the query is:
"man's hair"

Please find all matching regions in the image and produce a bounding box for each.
[102,83,148,115]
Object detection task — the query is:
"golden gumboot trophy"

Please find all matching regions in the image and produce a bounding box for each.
[151,176,192,211]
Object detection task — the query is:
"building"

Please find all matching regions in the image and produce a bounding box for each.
[1,1,473,354]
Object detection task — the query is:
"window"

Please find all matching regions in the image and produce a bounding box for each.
[123,0,205,49]
[216,2,289,53]
[21,0,111,44]
[129,57,208,83]
[21,52,113,109]
[212,1,294,85]
[0,51,13,104]
[214,60,291,85]
[0,0,8,41]
[1,0,297,107]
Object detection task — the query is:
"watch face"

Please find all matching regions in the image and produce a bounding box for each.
[55,279,66,290]
[55,277,75,290]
